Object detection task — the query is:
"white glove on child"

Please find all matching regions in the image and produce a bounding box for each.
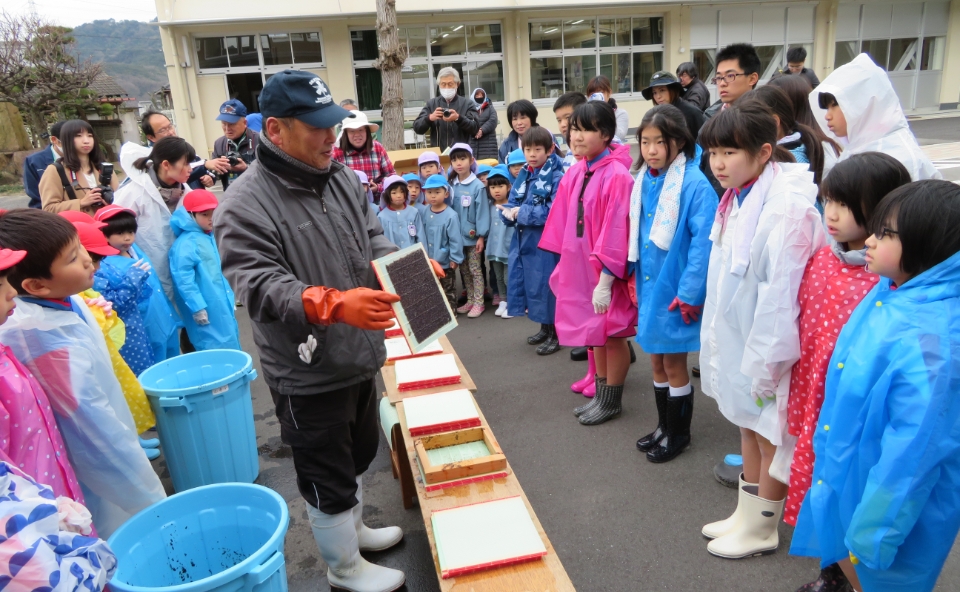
[57,496,93,535]
[193,310,210,325]
[592,273,615,314]
[497,204,520,222]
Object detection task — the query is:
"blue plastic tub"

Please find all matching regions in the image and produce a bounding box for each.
[108,483,289,592]
[139,350,259,492]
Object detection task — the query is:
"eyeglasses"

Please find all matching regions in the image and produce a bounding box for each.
[874,227,900,240]
[156,123,176,135]
[711,72,747,85]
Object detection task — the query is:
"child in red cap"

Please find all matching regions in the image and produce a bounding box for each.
[169,190,241,350]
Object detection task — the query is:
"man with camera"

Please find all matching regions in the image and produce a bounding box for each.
[413,67,480,151]
[212,99,258,190]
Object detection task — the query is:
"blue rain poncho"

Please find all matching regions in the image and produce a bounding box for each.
[631,146,716,354]
[169,207,241,351]
[790,250,960,592]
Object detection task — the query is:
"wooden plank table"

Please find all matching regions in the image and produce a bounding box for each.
[396,401,575,592]
[381,335,476,404]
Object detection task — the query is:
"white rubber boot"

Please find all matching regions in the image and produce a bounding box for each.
[306,502,405,592]
[701,473,757,539]
[706,485,784,559]
[354,476,403,552]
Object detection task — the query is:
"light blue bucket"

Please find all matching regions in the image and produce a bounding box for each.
[108,483,289,592]
[139,350,259,493]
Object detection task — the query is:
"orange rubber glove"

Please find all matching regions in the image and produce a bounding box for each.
[429,258,446,278]
[303,286,400,330]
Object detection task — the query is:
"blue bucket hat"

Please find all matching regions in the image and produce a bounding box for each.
[422,174,450,190]
[487,164,511,181]
[402,173,422,185]
[216,99,248,123]
[259,69,355,129]
[476,164,493,177]
[506,149,526,166]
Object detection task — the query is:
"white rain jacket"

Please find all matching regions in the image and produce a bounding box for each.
[810,53,941,182]
[699,163,826,445]
[118,142,151,182]
[0,297,166,537]
[114,170,191,304]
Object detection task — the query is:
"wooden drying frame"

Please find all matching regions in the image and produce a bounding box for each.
[414,427,507,485]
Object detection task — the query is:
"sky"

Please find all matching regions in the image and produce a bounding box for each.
[5,0,157,27]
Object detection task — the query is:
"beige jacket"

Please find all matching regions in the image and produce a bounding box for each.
[39,163,120,215]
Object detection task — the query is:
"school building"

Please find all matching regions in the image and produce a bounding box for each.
[153,0,960,158]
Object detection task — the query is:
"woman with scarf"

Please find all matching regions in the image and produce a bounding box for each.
[114,137,195,304]
[469,88,499,160]
[627,104,716,461]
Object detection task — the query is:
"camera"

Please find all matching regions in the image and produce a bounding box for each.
[443,109,451,117]
[98,163,114,205]
[225,151,242,166]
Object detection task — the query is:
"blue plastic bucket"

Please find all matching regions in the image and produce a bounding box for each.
[139,350,259,492]
[108,483,289,592]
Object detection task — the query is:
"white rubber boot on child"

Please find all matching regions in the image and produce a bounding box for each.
[701,473,757,539]
[307,502,405,592]
[354,476,403,551]
[500,302,513,319]
[706,485,784,559]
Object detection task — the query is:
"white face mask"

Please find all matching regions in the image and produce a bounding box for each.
[439,88,457,101]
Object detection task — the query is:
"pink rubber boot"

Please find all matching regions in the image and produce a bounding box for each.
[571,348,596,396]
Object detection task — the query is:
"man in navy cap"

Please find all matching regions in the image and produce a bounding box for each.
[214,70,414,592]
[211,99,258,190]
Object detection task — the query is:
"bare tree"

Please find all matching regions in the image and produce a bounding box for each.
[374,0,405,150]
[0,11,102,146]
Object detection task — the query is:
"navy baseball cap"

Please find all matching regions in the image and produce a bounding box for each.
[259,70,355,129]
[216,99,248,123]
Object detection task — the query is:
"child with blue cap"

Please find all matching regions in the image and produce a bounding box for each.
[402,172,424,210]
[421,174,464,313]
[485,165,515,318]
[506,149,526,181]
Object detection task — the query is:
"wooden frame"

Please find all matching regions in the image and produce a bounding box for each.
[415,427,507,485]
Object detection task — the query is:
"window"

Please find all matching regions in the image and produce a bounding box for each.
[755,45,785,80]
[834,41,858,69]
[888,38,918,71]
[692,49,716,83]
[861,39,891,70]
[351,23,505,112]
[195,31,324,73]
[528,17,664,100]
[920,36,945,70]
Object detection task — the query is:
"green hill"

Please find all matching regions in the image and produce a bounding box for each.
[72,19,168,102]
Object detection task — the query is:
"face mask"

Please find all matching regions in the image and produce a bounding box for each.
[440,88,457,101]
[474,94,485,105]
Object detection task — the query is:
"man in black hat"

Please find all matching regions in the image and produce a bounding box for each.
[214,70,410,592]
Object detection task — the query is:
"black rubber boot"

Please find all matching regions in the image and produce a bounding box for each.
[628,341,636,364]
[536,325,561,355]
[646,386,693,463]
[579,382,623,425]
[692,365,700,377]
[573,376,605,417]
[570,347,588,361]
[795,563,853,592]
[636,386,669,452]
[527,324,549,345]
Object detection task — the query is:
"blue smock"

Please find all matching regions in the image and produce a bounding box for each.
[377,205,425,249]
[450,175,490,247]
[168,208,241,351]
[633,148,717,353]
[93,259,155,376]
[421,206,464,269]
[502,152,564,324]
[790,250,960,592]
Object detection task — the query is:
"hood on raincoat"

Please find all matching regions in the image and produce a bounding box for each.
[170,205,205,237]
[810,53,940,180]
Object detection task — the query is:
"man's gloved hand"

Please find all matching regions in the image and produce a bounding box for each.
[592,273,615,314]
[429,258,446,278]
[668,297,703,324]
[193,309,210,325]
[303,286,400,330]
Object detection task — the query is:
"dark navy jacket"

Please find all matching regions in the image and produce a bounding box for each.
[23,147,56,209]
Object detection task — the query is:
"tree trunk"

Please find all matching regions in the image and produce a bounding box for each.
[374,0,405,151]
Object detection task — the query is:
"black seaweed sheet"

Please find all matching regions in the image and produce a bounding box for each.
[386,252,452,343]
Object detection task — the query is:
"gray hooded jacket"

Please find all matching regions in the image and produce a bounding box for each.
[214,140,397,395]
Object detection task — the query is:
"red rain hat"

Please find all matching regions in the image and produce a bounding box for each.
[183,190,220,213]
[73,222,120,256]
[0,248,26,272]
[59,210,106,229]
[94,204,137,223]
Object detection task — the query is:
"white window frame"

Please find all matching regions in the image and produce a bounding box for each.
[194,30,326,77]
[527,16,666,107]
[349,22,506,117]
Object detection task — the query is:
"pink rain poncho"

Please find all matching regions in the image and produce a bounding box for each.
[540,150,636,347]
